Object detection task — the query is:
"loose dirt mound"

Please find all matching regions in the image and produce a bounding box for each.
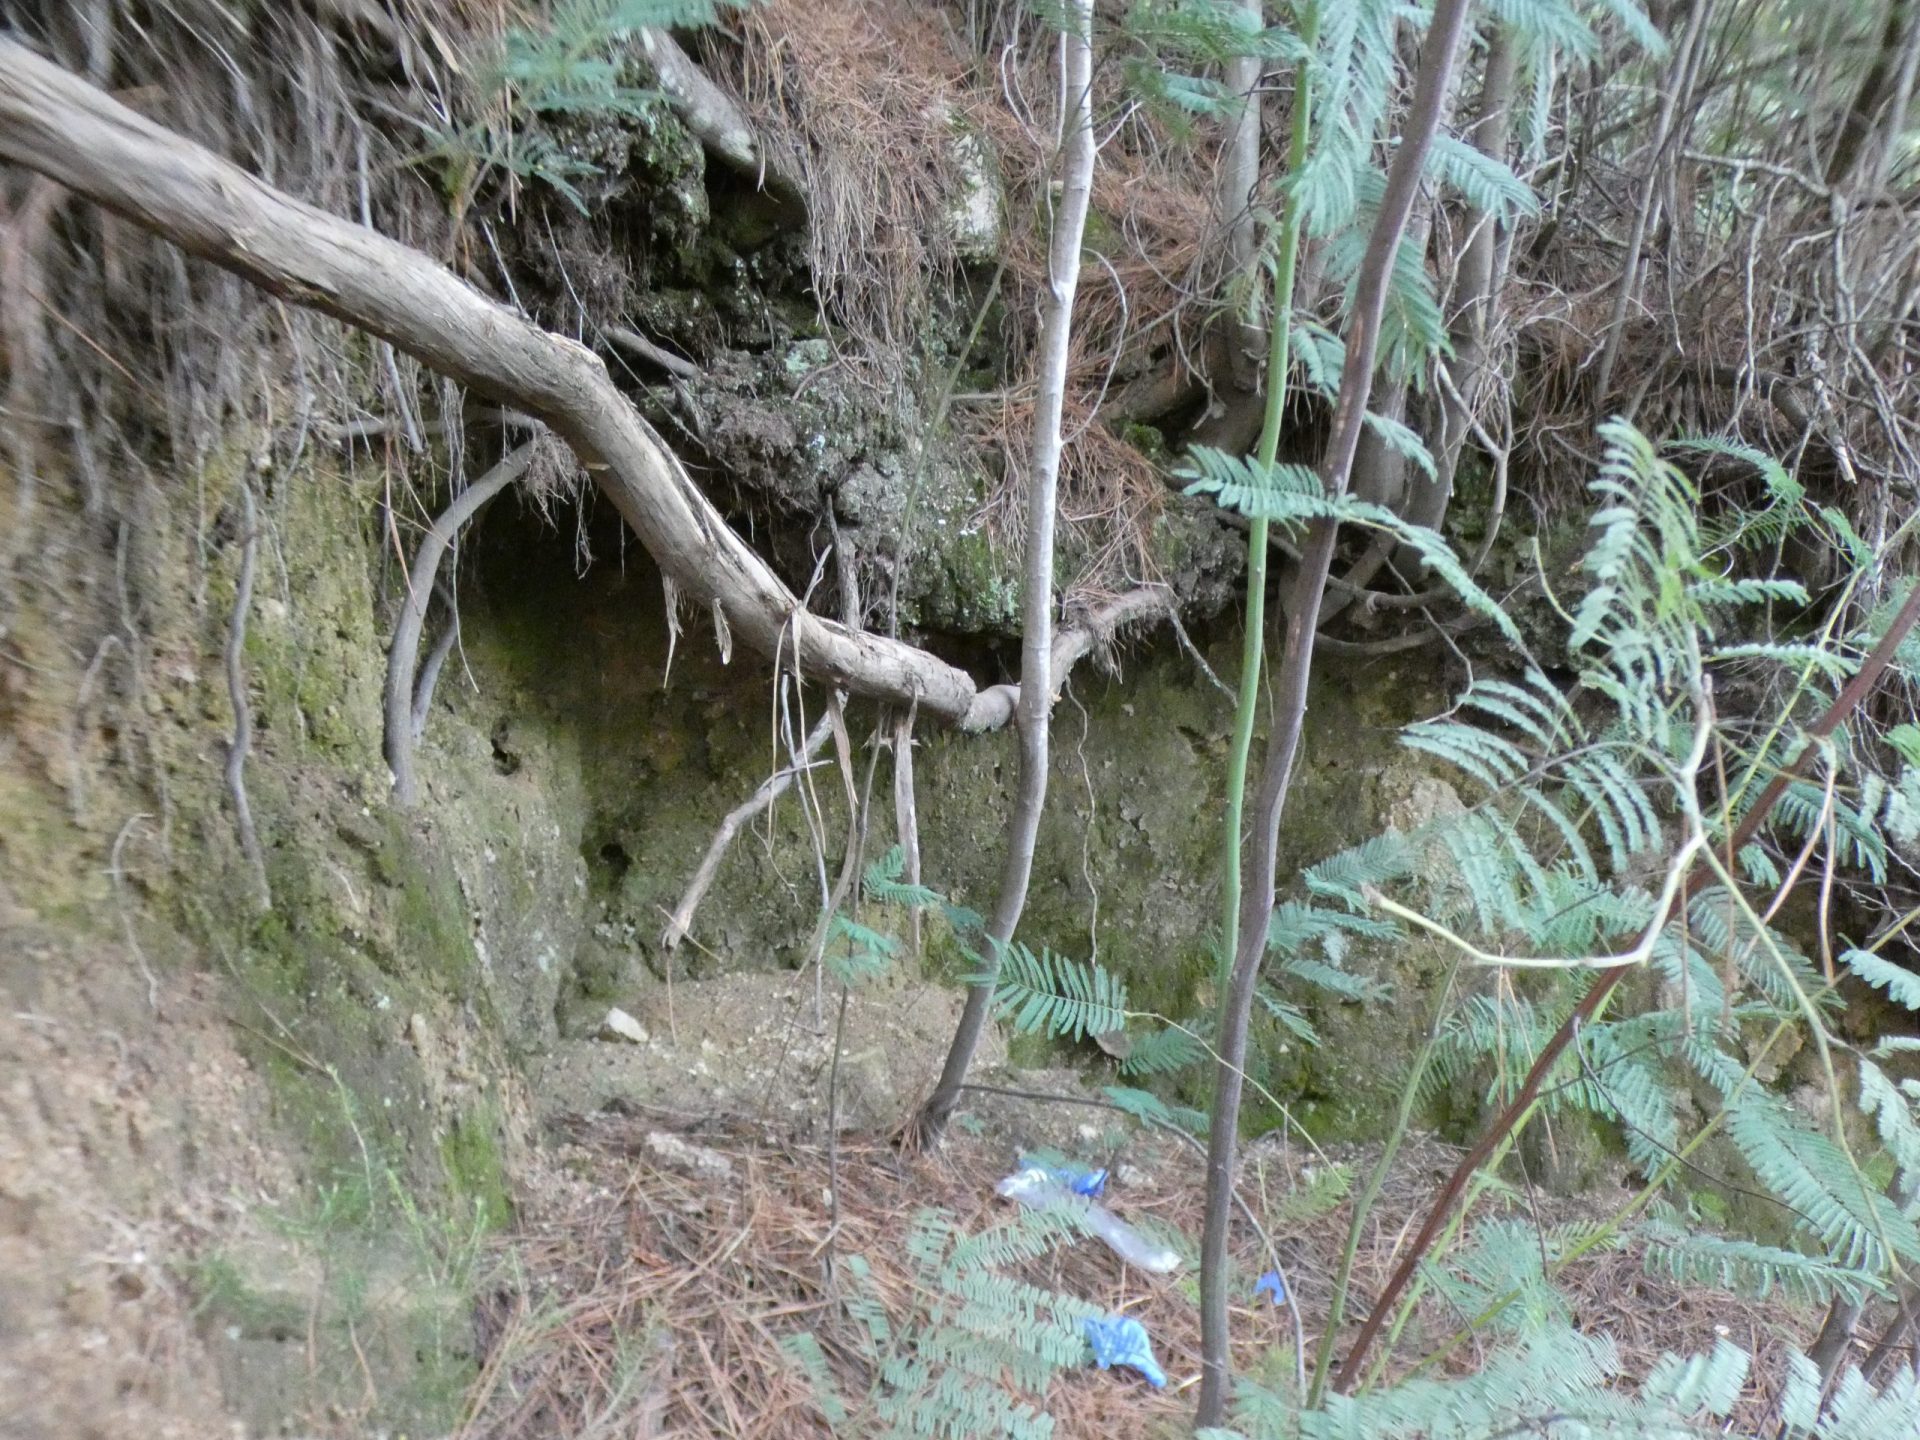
[533,971,1007,1134]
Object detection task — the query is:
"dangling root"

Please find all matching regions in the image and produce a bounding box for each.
[383,444,533,808]
[661,712,835,953]
[225,483,271,912]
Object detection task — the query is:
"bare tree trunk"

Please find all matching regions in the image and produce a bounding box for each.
[912,0,1099,1147]
[1194,0,1479,1421]
[1430,25,1517,501]
[1826,0,1913,188]
[1222,2,1266,392]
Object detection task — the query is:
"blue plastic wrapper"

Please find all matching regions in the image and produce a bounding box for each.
[1066,1167,1108,1197]
[1018,1155,1108,1197]
[1256,1269,1288,1305]
[1082,1314,1167,1388]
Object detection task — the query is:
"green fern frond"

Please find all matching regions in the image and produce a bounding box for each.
[1101,1084,1208,1135]
[1487,0,1597,56]
[1726,1092,1920,1271]
[1842,949,1920,1010]
[1638,1221,1882,1305]
[1266,1162,1353,1227]
[1637,1337,1751,1420]
[1118,1024,1208,1077]
[1785,1355,1920,1438]
[1425,132,1539,219]
[1304,831,1417,906]
[1256,987,1320,1046]
[985,943,1128,1042]
[1856,1057,1920,1186]
[1292,320,1346,393]
[780,1332,850,1427]
[827,914,898,986]
[861,845,945,910]
[1275,952,1388,1004]
[1460,673,1579,751]
[1361,409,1438,478]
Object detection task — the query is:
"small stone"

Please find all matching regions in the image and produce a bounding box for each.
[645,1130,733,1182]
[598,1007,649,1045]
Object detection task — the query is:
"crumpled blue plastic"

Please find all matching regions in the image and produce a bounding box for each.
[1020,1155,1108,1197]
[1256,1269,1288,1306]
[1082,1314,1167,1388]
[1061,1166,1108,1197]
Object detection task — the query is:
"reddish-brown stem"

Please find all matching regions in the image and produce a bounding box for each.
[1332,577,1920,1392]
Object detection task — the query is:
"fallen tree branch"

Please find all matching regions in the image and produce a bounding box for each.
[0,41,1023,728]
[385,444,534,807]
[603,324,699,379]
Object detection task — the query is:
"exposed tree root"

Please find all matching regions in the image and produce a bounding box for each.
[602,324,699,380]
[410,580,460,744]
[638,27,804,206]
[224,483,270,912]
[661,712,834,954]
[384,444,533,808]
[0,41,1165,736]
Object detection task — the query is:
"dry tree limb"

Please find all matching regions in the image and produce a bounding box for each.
[637,28,804,206]
[226,482,271,912]
[385,444,533,808]
[661,712,835,953]
[0,40,1107,731]
[603,324,699,379]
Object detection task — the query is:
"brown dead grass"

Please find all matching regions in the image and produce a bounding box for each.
[456,1110,1822,1439]
[700,0,1227,594]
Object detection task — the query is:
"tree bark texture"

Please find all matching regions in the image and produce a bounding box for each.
[1194,0,1480,1421]
[913,0,1100,1146]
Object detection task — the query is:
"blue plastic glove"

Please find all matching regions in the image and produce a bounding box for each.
[1082,1314,1168,1388]
[1256,1269,1288,1306]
